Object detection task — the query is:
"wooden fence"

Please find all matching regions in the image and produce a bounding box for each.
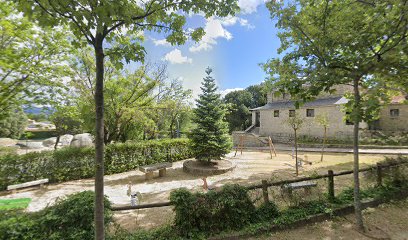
[111,159,408,211]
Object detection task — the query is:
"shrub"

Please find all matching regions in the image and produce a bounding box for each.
[255,202,280,222]
[170,184,256,237]
[0,191,112,240]
[23,130,57,140]
[0,139,193,190]
[0,146,17,156]
[38,191,112,240]
[273,200,329,226]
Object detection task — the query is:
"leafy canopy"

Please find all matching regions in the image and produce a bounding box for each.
[263,0,408,121]
[15,0,239,66]
[0,1,71,115]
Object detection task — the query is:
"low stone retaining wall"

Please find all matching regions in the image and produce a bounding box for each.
[232,132,268,147]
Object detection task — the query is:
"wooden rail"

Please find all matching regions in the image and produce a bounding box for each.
[247,159,407,190]
[111,159,408,211]
[111,201,172,211]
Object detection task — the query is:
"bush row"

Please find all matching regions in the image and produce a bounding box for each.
[169,184,279,238]
[0,138,193,190]
[0,191,112,240]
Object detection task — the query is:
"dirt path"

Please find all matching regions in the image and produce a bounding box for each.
[251,199,408,240]
[0,151,392,230]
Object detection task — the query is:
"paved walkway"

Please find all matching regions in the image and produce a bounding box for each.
[243,144,408,155]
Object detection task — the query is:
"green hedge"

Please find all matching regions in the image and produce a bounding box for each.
[0,139,193,190]
[23,130,57,140]
[170,184,257,238]
[0,191,112,240]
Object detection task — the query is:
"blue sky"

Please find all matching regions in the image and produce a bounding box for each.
[134,1,280,98]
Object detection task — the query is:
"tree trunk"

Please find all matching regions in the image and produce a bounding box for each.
[353,78,365,232]
[169,120,174,139]
[94,36,105,240]
[295,130,298,176]
[320,127,326,162]
[54,135,60,150]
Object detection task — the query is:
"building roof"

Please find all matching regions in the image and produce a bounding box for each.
[250,96,347,111]
[390,95,407,104]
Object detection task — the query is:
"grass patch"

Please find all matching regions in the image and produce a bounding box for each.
[0,198,31,210]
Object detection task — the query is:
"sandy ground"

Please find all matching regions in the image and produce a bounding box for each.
[251,199,408,240]
[0,150,394,231]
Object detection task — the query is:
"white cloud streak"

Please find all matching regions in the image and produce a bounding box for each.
[163,49,192,64]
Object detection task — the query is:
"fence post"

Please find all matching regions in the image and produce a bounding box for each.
[262,180,269,203]
[376,163,383,187]
[328,170,335,202]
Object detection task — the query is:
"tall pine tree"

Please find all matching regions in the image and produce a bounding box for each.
[190,68,232,162]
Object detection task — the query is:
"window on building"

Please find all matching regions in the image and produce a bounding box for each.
[345,111,353,125]
[390,109,399,117]
[274,110,279,117]
[289,110,295,117]
[306,109,315,117]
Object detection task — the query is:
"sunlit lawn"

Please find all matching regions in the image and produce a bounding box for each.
[0,198,31,210]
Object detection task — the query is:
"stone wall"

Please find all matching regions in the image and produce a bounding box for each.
[258,105,356,141]
[378,104,408,132]
[231,132,268,147]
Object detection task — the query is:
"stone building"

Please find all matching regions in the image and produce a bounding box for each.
[233,85,408,145]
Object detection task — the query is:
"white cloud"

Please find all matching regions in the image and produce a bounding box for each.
[238,0,267,14]
[189,17,233,53]
[220,16,255,29]
[163,49,192,64]
[220,88,244,98]
[152,38,171,46]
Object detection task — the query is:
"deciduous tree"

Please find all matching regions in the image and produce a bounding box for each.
[224,90,252,132]
[315,114,329,162]
[0,1,71,116]
[264,0,408,230]
[284,112,304,176]
[15,1,239,238]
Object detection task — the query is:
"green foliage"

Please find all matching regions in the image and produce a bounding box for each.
[360,131,408,146]
[0,198,31,210]
[0,191,112,240]
[0,106,27,139]
[0,146,17,156]
[263,0,408,127]
[151,78,193,139]
[0,1,71,114]
[38,191,112,240]
[72,55,164,142]
[189,68,232,162]
[224,90,252,132]
[23,130,56,140]
[284,112,305,132]
[0,139,193,190]
[223,84,267,132]
[246,84,267,108]
[273,201,329,226]
[15,0,239,68]
[170,184,256,237]
[255,202,280,222]
[50,105,83,137]
[26,113,49,122]
[110,225,183,240]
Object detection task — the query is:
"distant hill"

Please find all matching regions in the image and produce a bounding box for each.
[23,106,53,115]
